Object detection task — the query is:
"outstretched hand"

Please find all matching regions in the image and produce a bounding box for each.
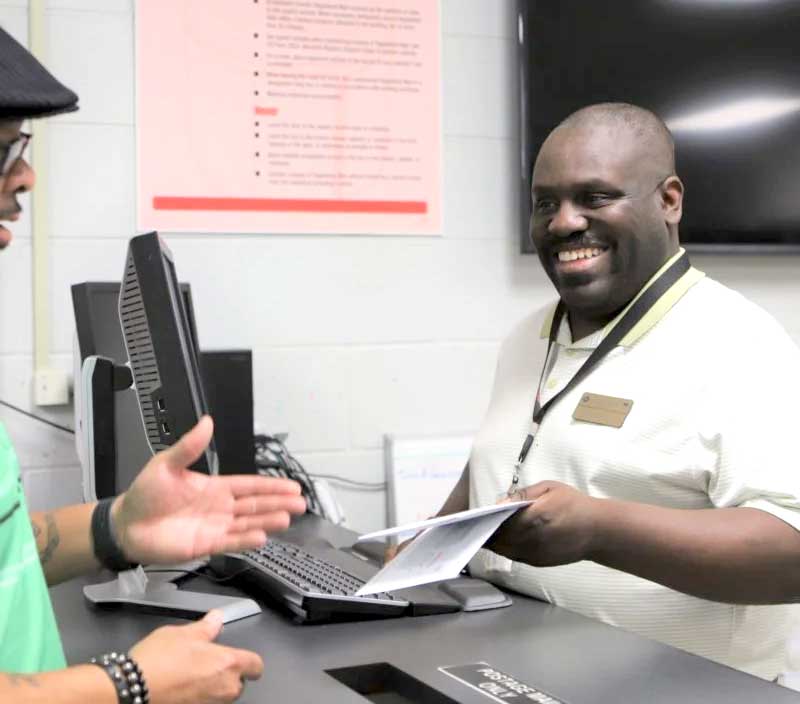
[112,416,306,565]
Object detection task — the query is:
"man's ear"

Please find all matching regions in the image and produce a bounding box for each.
[660,175,684,226]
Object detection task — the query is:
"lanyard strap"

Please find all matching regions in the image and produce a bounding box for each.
[510,251,691,491]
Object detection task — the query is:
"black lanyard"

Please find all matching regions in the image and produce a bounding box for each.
[508,251,691,495]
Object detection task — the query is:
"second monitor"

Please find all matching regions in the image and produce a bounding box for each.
[72,244,256,496]
[120,232,217,474]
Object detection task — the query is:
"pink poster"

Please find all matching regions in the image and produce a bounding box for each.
[136,0,441,235]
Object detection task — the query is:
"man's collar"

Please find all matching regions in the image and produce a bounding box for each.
[539,248,705,347]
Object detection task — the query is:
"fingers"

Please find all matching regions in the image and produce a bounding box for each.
[232,493,306,518]
[230,510,292,534]
[508,481,553,503]
[213,530,278,553]
[216,530,270,554]
[520,482,554,502]
[384,544,398,563]
[162,415,214,469]
[214,509,305,551]
[227,475,304,498]
[232,647,264,681]
[187,608,224,641]
[384,537,412,564]
[226,497,306,535]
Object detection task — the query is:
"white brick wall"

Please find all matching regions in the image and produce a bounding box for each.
[2,1,800,533]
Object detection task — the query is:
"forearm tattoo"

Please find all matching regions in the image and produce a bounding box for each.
[31,513,60,565]
[4,673,41,687]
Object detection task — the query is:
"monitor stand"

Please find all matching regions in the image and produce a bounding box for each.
[83,565,260,623]
[77,356,260,624]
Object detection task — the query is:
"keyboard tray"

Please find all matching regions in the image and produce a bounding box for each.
[211,539,409,623]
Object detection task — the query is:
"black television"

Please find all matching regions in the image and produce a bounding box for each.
[518,0,800,253]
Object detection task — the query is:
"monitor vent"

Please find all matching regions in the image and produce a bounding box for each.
[120,251,167,453]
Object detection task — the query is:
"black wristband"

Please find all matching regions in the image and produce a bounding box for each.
[91,498,137,572]
[91,651,149,704]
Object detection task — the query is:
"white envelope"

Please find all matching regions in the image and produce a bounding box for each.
[355,501,531,596]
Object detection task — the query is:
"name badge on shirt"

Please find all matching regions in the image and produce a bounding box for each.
[572,392,633,428]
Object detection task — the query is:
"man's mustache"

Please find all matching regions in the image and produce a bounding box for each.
[543,234,608,252]
[0,201,21,220]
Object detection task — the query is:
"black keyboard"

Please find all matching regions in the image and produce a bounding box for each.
[212,538,409,623]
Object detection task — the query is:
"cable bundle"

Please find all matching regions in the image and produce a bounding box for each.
[254,434,326,519]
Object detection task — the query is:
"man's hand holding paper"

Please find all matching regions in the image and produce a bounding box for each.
[371,478,604,597]
[489,481,602,567]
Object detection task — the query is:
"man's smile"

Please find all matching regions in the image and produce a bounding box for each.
[552,245,610,275]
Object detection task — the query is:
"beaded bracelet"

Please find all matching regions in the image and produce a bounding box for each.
[90,651,149,704]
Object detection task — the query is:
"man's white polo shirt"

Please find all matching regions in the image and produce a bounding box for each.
[468,256,800,680]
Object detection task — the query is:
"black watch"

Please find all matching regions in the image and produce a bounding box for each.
[91,498,138,572]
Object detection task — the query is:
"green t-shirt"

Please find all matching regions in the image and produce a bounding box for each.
[0,422,66,672]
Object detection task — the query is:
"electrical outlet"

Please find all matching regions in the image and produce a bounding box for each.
[34,369,70,406]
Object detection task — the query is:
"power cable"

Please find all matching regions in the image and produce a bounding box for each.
[0,399,75,435]
[308,473,386,491]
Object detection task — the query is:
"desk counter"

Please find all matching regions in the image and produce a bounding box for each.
[50,517,800,704]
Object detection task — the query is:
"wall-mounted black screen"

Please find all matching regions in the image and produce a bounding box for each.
[518,0,800,253]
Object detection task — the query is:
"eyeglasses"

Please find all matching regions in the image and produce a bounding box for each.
[0,132,31,177]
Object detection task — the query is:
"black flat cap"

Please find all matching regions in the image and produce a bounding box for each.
[0,26,78,119]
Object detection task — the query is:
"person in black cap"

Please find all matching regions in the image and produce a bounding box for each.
[0,25,77,250]
[0,27,308,703]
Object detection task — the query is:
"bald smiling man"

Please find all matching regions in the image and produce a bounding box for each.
[438,103,800,682]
